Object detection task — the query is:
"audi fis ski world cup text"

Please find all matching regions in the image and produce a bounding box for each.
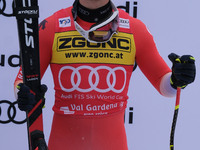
[62,94,123,100]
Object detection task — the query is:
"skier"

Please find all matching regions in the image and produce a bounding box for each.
[14,0,196,149]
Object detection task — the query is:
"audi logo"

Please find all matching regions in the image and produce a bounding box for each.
[0,0,15,17]
[0,100,26,124]
[59,65,127,93]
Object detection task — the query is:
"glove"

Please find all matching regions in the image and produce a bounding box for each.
[168,53,196,89]
[17,83,48,111]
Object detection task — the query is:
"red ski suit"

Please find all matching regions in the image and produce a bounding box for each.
[15,7,171,150]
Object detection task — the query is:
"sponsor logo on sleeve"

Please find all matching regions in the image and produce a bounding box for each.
[119,18,130,29]
[59,17,71,28]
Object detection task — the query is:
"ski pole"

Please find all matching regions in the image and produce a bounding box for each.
[170,87,181,150]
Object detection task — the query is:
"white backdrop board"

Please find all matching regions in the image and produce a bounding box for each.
[0,0,200,150]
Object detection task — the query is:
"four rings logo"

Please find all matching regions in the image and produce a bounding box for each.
[0,100,26,124]
[0,0,15,17]
[59,65,127,93]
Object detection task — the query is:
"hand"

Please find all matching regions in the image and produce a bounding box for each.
[17,83,47,111]
[168,53,196,89]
